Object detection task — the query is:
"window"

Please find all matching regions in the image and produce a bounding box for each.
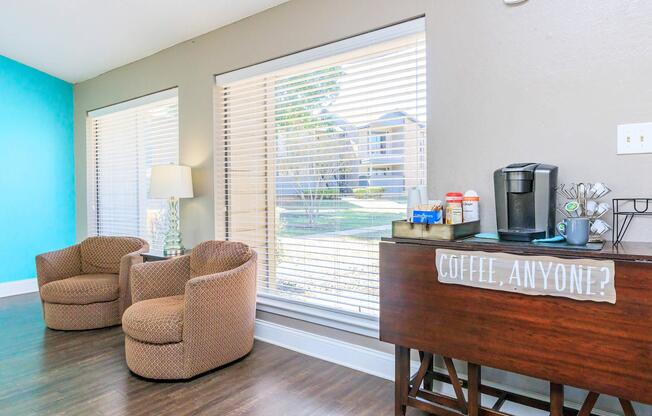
[215,19,426,330]
[369,133,387,154]
[87,88,179,251]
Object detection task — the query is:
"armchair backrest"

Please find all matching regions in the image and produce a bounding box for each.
[190,240,253,277]
[80,236,148,274]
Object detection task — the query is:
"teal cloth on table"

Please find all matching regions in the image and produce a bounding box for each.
[474,233,565,243]
[474,233,499,240]
[467,233,603,250]
[532,235,565,243]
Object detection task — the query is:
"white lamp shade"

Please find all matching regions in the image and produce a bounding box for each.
[149,164,194,199]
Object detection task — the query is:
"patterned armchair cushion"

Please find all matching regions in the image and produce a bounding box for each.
[189,240,253,278]
[80,236,147,274]
[40,274,119,305]
[122,295,184,344]
[130,256,191,303]
[35,245,82,288]
[123,241,257,379]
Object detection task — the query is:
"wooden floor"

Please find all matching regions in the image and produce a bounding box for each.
[0,293,427,416]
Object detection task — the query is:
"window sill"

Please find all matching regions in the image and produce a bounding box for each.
[256,294,380,338]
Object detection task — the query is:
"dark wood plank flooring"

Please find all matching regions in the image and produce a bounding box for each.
[0,293,427,416]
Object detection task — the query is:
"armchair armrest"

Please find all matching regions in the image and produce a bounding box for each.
[130,255,191,303]
[35,244,82,288]
[182,252,257,375]
[118,242,150,313]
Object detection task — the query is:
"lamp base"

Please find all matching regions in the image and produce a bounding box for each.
[163,197,185,256]
[163,247,185,256]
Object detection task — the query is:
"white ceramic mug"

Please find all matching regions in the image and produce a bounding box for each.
[407,187,421,221]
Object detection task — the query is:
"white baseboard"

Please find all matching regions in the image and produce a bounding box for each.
[254,319,627,416]
[254,319,408,380]
[0,278,38,298]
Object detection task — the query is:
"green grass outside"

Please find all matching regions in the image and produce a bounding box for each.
[278,209,402,237]
[276,199,358,210]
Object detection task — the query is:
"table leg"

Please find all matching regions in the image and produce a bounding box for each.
[468,363,481,416]
[395,345,410,416]
[418,350,434,391]
[619,398,637,416]
[550,383,564,416]
[578,392,599,416]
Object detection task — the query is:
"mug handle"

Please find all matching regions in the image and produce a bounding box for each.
[556,221,566,237]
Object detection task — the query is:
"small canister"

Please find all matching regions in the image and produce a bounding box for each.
[463,190,480,222]
[445,192,464,224]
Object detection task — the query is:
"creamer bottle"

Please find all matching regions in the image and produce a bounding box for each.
[463,190,480,222]
[445,192,464,224]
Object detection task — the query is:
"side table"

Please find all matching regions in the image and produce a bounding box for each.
[140,249,191,262]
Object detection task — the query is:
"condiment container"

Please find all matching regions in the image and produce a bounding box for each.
[412,200,443,224]
[429,200,444,225]
[463,190,480,222]
[445,192,464,224]
[406,185,428,222]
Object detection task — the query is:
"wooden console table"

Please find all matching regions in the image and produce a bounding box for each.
[379,238,652,416]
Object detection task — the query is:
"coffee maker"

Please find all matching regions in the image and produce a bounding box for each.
[494,163,557,242]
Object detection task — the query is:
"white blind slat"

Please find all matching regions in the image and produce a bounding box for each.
[215,21,426,317]
[87,90,179,251]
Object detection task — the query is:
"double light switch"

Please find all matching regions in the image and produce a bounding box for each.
[617,122,652,155]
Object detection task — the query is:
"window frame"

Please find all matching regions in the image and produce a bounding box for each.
[214,19,426,334]
[86,88,179,249]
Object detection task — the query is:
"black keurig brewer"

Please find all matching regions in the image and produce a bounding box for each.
[493,163,558,241]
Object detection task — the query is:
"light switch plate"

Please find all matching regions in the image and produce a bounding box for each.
[617,122,652,155]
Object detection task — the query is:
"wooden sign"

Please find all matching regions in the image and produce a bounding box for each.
[435,249,616,303]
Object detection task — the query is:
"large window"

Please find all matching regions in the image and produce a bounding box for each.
[215,19,426,330]
[87,88,179,251]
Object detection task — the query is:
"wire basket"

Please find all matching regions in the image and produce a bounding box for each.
[612,198,652,245]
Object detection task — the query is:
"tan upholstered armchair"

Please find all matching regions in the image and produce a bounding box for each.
[36,236,149,330]
[122,240,257,380]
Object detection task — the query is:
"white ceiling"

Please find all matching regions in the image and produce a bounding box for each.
[0,0,289,83]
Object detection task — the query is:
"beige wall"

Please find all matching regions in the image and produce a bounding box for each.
[75,0,652,245]
[74,1,652,413]
[428,1,652,242]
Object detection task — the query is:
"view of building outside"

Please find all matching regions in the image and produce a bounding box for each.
[265,36,426,316]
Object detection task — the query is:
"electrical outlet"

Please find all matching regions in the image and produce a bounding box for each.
[617,122,652,155]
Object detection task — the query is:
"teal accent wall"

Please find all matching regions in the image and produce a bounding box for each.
[0,56,75,283]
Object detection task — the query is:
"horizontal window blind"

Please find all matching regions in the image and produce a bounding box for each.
[87,89,179,251]
[215,19,426,318]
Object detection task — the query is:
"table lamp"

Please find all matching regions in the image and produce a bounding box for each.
[149,164,194,255]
